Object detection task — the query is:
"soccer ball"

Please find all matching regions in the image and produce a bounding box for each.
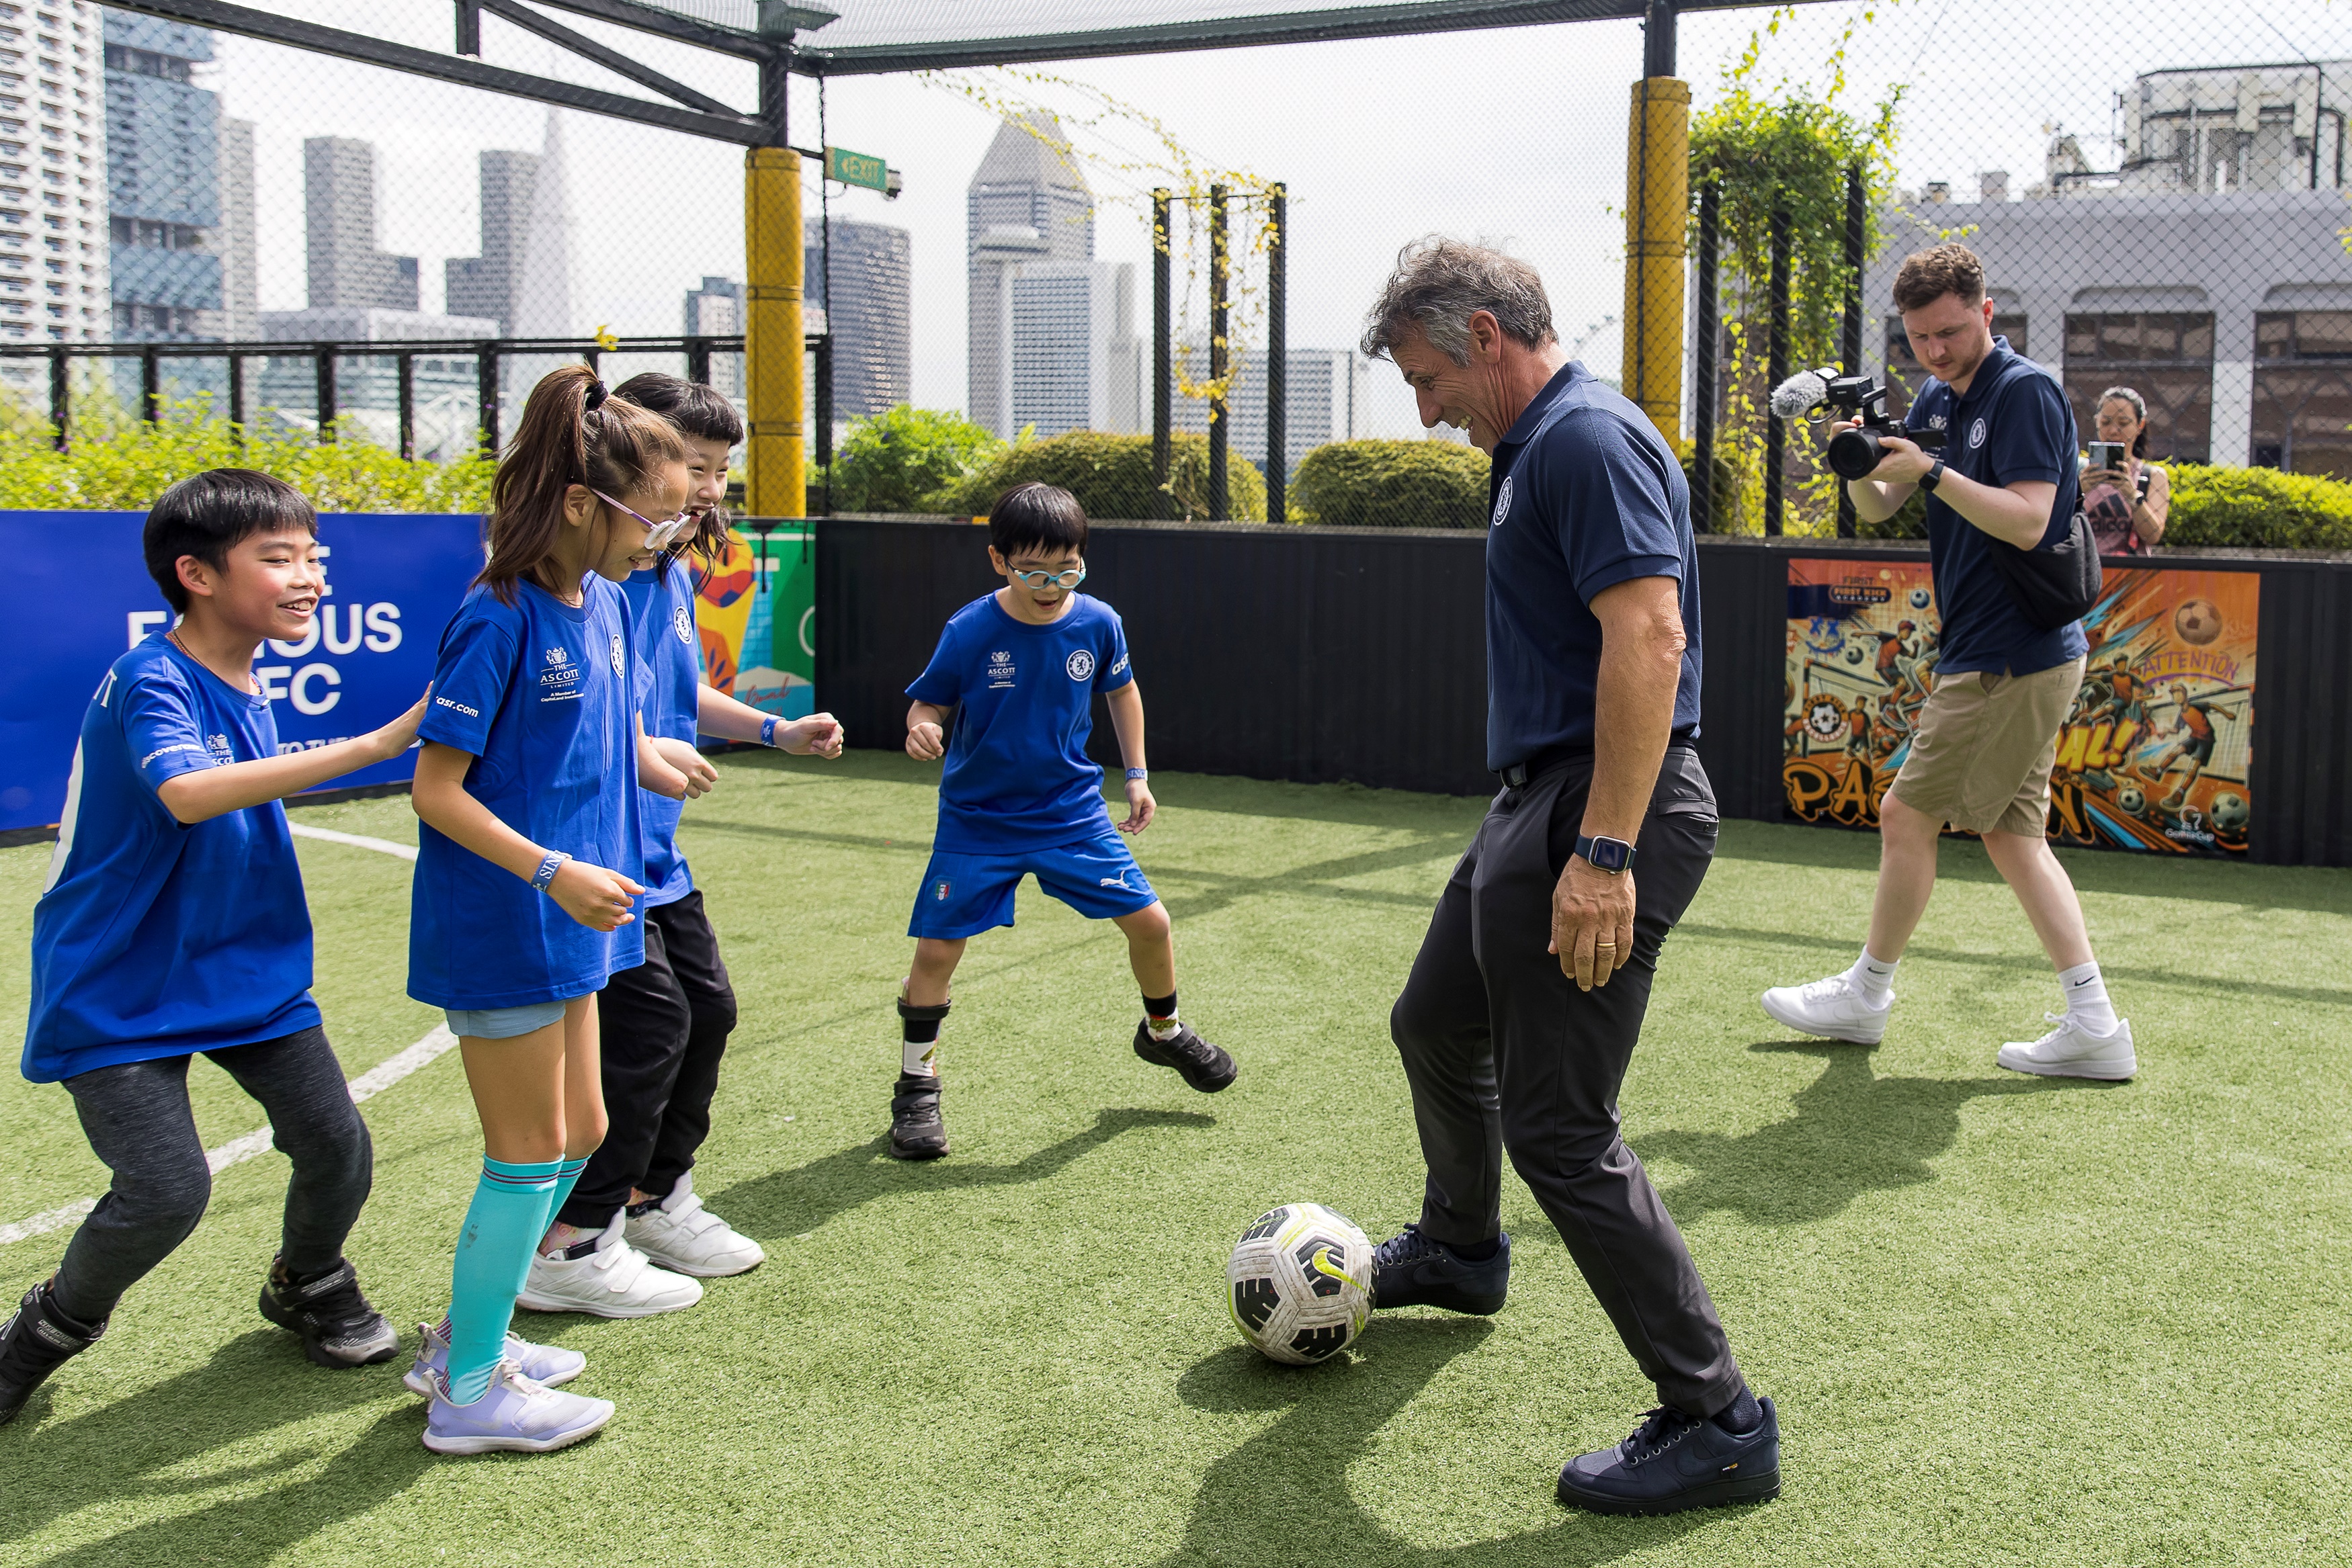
[2115,783,2146,816]
[2210,790,2250,832]
[1908,586,1933,610]
[2173,598,2223,646]
[1843,642,1867,665]
[1226,1203,1374,1365]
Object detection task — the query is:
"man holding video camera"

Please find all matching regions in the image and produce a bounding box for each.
[1759,243,2136,1080]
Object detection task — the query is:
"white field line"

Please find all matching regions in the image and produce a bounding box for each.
[5,827,442,1247]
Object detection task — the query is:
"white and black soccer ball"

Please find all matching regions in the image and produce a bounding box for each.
[1226,1203,1373,1366]
[1908,586,1933,610]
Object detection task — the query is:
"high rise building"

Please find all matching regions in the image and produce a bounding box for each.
[967,111,1091,436]
[1168,347,1363,472]
[683,273,742,398]
[445,148,537,335]
[302,136,417,312]
[102,13,226,341]
[1010,260,1138,437]
[0,2,110,354]
[804,215,910,417]
[218,116,255,340]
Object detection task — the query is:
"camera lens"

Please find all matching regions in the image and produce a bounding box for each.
[1827,427,1884,481]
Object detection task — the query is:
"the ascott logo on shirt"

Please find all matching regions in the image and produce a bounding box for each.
[1492,476,1513,529]
[205,733,232,762]
[539,643,583,702]
[1066,649,1095,681]
[987,650,1015,689]
[545,646,569,666]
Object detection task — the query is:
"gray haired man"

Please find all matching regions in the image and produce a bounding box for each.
[1358,238,1778,1516]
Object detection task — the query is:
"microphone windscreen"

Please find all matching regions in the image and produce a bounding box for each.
[1769,369,1830,420]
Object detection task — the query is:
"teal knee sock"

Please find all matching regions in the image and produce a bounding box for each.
[446,1156,563,1404]
[515,1157,593,1283]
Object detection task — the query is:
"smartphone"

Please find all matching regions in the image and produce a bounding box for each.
[2087,441,2128,473]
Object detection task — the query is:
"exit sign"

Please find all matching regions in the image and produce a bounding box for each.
[825,145,889,191]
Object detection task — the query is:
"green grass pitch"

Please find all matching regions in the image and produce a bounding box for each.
[1,751,2347,1565]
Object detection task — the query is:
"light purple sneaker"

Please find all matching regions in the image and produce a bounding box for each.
[421,1358,614,1455]
[404,1317,587,1397]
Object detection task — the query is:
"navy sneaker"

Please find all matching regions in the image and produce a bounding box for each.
[1131,1021,1237,1092]
[1556,1398,1781,1516]
[257,1256,398,1368]
[889,1074,949,1160]
[1370,1224,1509,1315]
[0,1280,104,1428]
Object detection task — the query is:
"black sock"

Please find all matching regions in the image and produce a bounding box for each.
[902,1017,943,1045]
[1448,1236,1500,1263]
[1713,1383,1763,1434]
[1144,990,1177,1020]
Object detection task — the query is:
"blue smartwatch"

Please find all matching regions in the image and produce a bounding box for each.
[1574,834,1636,875]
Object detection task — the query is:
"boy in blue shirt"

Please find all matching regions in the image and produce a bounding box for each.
[3,470,426,1429]
[890,482,1236,1160]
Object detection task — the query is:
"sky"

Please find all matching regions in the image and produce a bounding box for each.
[210,1,2352,439]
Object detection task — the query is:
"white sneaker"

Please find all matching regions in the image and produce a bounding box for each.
[404,1317,587,1397]
[421,1358,614,1456]
[517,1211,704,1318]
[1759,973,1892,1045]
[625,1173,765,1278]
[1998,1014,2137,1080]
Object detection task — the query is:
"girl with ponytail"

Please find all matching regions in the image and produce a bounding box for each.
[402,364,698,1454]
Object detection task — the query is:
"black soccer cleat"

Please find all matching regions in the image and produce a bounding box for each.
[1132,1020,1237,1092]
[1371,1224,1511,1315]
[0,1280,106,1428]
[889,1074,949,1160]
[257,1256,399,1368]
[1556,1397,1781,1516]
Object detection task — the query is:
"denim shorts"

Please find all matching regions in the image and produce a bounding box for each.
[444,1000,566,1040]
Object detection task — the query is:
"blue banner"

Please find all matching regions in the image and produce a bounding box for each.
[0,511,485,832]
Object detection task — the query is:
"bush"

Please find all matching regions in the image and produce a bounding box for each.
[831,405,1005,514]
[929,430,1265,522]
[2162,463,2352,551]
[0,401,495,512]
[1291,439,1490,529]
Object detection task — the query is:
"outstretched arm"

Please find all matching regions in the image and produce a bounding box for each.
[695,681,845,756]
[157,690,427,825]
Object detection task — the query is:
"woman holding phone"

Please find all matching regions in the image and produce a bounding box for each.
[2081,385,2170,555]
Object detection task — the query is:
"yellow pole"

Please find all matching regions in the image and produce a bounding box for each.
[1622,76,1690,447]
[744,146,805,519]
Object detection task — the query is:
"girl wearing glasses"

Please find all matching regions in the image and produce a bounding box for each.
[510,372,844,1311]
[403,365,696,1454]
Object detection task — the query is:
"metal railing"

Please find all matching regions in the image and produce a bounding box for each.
[0,333,833,466]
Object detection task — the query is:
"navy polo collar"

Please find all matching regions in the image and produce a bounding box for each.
[1496,359,1586,451]
[1951,335,2015,407]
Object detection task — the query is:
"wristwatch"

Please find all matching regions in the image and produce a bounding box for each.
[1919,456,1947,493]
[1574,834,1636,875]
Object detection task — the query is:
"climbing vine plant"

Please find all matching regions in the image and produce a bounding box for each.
[920,68,1279,417]
[1689,7,1904,534]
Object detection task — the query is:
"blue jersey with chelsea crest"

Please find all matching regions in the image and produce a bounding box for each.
[409,577,647,1010]
[907,592,1132,854]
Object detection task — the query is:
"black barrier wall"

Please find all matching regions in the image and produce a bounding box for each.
[816,517,2352,867]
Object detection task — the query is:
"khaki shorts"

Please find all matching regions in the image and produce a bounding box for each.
[1886,658,2083,837]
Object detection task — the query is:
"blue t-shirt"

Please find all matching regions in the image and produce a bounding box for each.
[408,578,648,1010]
[1904,337,2089,675]
[906,592,1134,854]
[621,561,703,908]
[1484,361,1703,772]
[24,637,321,1083]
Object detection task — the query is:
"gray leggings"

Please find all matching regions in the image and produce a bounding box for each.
[53,1026,372,1322]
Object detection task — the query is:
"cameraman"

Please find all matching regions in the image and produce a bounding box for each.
[1760,243,2136,1081]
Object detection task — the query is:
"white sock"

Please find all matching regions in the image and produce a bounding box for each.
[901,1036,939,1078]
[1844,947,1898,1004]
[2059,961,2119,1033]
[1148,1008,1181,1042]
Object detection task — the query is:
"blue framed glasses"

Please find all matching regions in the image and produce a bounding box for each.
[1008,562,1086,591]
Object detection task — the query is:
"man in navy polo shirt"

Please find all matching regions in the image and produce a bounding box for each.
[1760,243,2135,1081]
[1357,237,1779,1516]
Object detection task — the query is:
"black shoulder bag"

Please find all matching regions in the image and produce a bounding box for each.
[1986,509,2103,631]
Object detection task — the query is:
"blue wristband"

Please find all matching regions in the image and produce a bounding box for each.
[1125,768,1148,781]
[761,716,780,748]
[530,851,571,891]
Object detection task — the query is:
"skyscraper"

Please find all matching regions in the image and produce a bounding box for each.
[0,2,110,352]
[1010,261,1138,437]
[967,111,1091,435]
[218,117,256,341]
[446,148,537,335]
[805,216,910,417]
[1168,347,1363,472]
[103,13,222,341]
[302,136,417,311]
[683,274,742,397]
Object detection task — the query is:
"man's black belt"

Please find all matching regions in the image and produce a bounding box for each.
[1497,730,1697,790]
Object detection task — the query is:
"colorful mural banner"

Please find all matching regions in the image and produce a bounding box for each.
[691,523,814,723]
[1782,556,2258,857]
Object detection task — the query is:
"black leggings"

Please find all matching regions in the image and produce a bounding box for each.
[53,1026,372,1322]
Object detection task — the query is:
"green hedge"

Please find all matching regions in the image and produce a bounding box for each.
[831,406,1005,513]
[929,430,1265,522]
[1290,439,1489,529]
[2162,463,2352,550]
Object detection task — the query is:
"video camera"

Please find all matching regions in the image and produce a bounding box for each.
[1769,366,1945,481]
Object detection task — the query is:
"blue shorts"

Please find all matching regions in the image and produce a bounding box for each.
[446,1000,566,1039]
[910,831,1159,939]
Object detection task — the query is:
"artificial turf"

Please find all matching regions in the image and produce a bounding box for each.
[0,750,2347,1565]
